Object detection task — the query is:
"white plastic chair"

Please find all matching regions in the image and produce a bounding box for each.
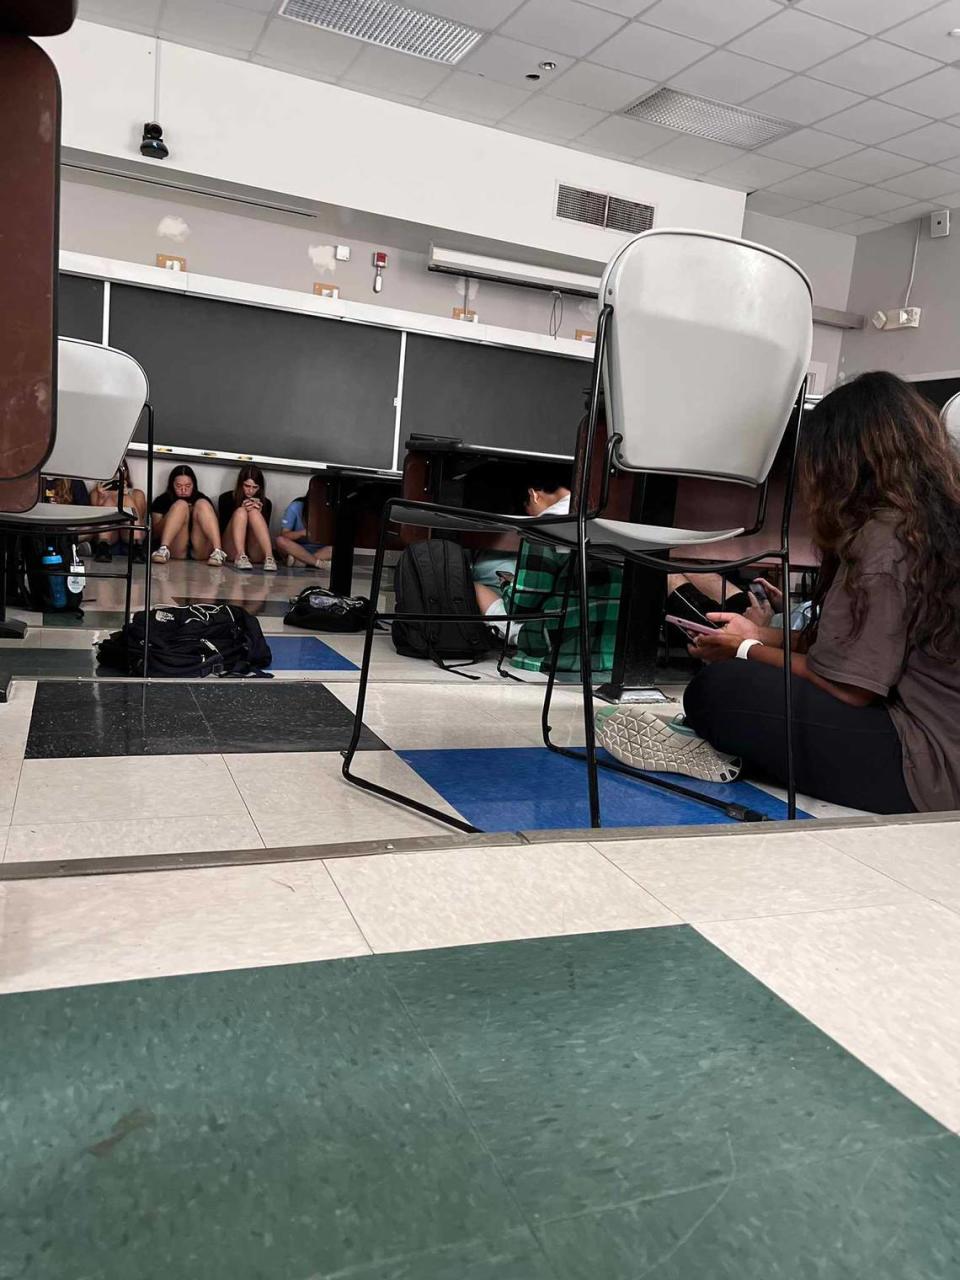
[941,391,960,445]
[342,229,813,829]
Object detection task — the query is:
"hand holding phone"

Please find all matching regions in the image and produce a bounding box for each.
[665,614,717,638]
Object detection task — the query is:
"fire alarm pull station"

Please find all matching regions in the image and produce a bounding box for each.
[373,250,388,294]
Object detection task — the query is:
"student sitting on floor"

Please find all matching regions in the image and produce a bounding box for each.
[219,465,276,572]
[474,467,621,677]
[89,461,147,564]
[600,372,960,814]
[275,491,332,570]
[151,464,227,566]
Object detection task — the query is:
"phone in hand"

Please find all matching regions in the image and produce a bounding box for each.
[750,580,768,606]
[495,571,514,586]
[665,615,717,638]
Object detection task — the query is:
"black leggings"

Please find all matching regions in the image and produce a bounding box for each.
[684,660,916,815]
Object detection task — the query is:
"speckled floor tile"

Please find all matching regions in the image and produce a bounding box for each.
[4,811,263,863]
[815,821,960,912]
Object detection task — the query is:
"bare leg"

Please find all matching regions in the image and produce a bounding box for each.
[157,499,191,559]
[275,535,330,567]
[190,498,223,562]
[120,489,147,544]
[669,571,733,603]
[224,508,248,561]
[242,507,273,563]
[475,583,501,612]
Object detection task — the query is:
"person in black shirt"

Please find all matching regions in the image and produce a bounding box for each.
[150,464,226,566]
[218,465,276,571]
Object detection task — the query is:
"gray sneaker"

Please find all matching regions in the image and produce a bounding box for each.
[151,545,170,564]
[234,552,252,570]
[208,548,228,567]
[595,706,741,784]
[263,555,278,572]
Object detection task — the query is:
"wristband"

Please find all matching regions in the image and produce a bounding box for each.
[736,638,763,660]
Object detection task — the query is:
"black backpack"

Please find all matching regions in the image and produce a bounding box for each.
[97,604,272,678]
[284,586,370,632]
[392,540,494,674]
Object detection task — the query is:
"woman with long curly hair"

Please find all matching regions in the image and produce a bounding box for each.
[665,371,960,813]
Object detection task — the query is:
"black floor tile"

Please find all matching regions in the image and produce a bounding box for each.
[0,650,98,678]
[189,682,384,753]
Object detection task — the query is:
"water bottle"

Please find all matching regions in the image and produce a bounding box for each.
[42,545,67,609]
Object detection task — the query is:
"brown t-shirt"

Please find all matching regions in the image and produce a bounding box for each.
[806,515,960,812]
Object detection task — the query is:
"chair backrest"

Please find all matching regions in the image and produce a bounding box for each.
[600,228,813,486]
[941,391,960,446]
[46,338,149,482]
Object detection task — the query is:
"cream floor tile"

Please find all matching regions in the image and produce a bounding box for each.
[326,842,678,954]
[0,859,369,994]
[327,684,541,748]
[699,900,960,1132]
[4,811,264,863]
[815,821,960,911]
[600,830,919,922]
[13,753,248,825]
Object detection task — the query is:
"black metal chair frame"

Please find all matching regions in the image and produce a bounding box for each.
[341,303,805,831]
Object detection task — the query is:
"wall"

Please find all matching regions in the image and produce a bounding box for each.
[125,457,307,539]
[742,211,857,392]
[39,20,744,271]
[60,176,599,341]
[841,218,960,381]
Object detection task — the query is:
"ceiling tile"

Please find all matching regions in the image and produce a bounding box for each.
[79,0,162,32]
[498,94,606,139]
[809,39,940,94]
[941,154,960,173]
[878,201,941,221]
[543,61,656,110]
[338,45,453,98]
[499,0,627,57]
[575,114,677,158]
[880,164,960,196]
[577,0,660,14]
[460,35,573,88]
[743,75,864,125]
[767,171,863,200]
[254,18,363,76]
[590,20,712,79]
[881,121,960,163]
[425,71,532,121]
[641,0,782,44]
[795,0,945,37]
[826,186,915,213]
[668,50,790,104]
[883,0,960,61]
[838,217,892,234]
[641,135,746,174]
[785,204,861,228]
[705,153,803,189]
[160,0,267,52]
[745,190,812,215]
[728,9,864,72]
[421,0,527,24]
[882,66,960,117]
[759,128,861,166]
[818,98,929,143]
[820,147,924,182]
[219,0,277,9]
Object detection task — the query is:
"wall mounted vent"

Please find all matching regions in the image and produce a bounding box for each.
[624,88,794,148]
[556,184,654,235]
[279,0,483,64]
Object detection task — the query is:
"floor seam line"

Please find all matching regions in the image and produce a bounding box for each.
[321,861,375,955]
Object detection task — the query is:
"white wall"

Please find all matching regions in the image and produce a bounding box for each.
[40,20,744,270]
[841,217,960,381]
[742,211,857,392]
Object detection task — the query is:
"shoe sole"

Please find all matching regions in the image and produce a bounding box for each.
[595,707,741,784]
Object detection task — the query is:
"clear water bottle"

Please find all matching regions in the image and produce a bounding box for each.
[42,545,67,608]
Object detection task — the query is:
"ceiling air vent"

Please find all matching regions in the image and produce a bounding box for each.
[624,88,794,148]
[557,184,654,235]
[279,0,483,64]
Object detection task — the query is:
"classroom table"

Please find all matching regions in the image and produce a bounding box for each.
[307,466,402,596]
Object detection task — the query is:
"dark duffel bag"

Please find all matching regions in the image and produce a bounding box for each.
[97,604,271,677]
[283,586,371,632]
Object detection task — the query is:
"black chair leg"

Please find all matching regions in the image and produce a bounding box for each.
[123,535,134,627]
[341,520,390,774]
[781,552,797,820]
[576,543,602,828]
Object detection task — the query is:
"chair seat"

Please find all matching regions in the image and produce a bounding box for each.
[0,502,136,529]
[549,518,745,554]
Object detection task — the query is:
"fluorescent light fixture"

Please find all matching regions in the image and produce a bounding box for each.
[624,88,794,148]
[428,246,601,298]
[279,0,483,64]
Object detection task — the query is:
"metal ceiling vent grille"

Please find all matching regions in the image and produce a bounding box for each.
[624,88,794,148]
[557,184,654,234]
[279,0,483,64]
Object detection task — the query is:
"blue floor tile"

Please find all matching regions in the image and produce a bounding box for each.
[399,747,809,830]
[266,636,358,671]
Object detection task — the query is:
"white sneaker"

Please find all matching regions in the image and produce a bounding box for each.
[234,552,252,570]
[151,545,170,564]
[263,555,278,572]
[286,555,296,568]
[595,706,742,784]
[208,548,228,567]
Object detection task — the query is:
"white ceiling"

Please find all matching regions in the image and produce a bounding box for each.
[77,0,960,237]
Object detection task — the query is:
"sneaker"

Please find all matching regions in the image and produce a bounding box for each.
[234,552,252,570]
[151,545,170,564]
[263,555,278,572]
[286,555,296,568]
[94,541,112,563]
[208,548,228,567]
[595,705,741,784]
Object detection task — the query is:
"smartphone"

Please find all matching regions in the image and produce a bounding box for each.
[495,571,515,586]
[750,580,767,606]
[665,615,717,637]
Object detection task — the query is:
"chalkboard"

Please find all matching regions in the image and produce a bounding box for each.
[400,333,590,456]
[109,285,401,468]
[59,274,103,342]
[912,376,960,410]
